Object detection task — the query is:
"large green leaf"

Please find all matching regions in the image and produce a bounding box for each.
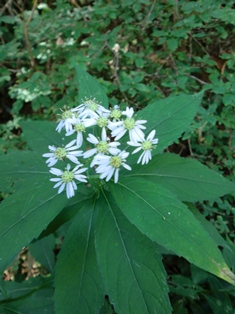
[21,121,61,155]
[0,179,69,273]
[54,200,104,314]
[95,192,172,314]
[135,92,203,154]
[110,177,235,285]
[74,65,109,108]
[128,153,235,201]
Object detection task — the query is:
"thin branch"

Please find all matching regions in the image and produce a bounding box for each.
[188,75,207,85]
[0,0,13,14]
[21,0,38,71]
[141,0,156,31]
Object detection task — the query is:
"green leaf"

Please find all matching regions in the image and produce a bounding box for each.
[0,16,16,24]
[95,192,172,314]
[129,153,235,202]
[54,200,104,314]
[169,275,201,298]
[21,121,61,155]
[0,179,69,273]
[0,277,54,313]
[167,38,178,51]
[136,92,203,154]
[29,234,55,273]
[0,151,47,192]
[110,178,235,285]
[74,65,109,108]
[40,186,95,237]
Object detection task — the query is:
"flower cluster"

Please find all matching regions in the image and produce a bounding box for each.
[43,98,158,198]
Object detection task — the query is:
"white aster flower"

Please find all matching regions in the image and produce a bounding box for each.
[93,150,131,183]
[127,130,159,165]
[82,111,110,130]
[83,128,120,165]
[108,106,147,142]
[65,117,86,147]
[74,98,110,118]
[109,105,122,121]
[56,107,78,133]
[50,164,87,198]
[43,139,83,167]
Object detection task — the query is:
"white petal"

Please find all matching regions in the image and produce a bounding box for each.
[152,138,159,145]
[108,121,123,130]
[68,150,83,157]
[122,163,131,171]
[83,118,97,127]
[87,134,99,145]
[66,164,71,170]
[50,168,63,175]
[136,119,147,125]
[66,182,74,198]
[43,153,54,157]
[134,127,145,140]
[50,178,61,182]
[120,151,129,159]
[147,130,156,140]
[109,141,120,147]
[76,132,83,147]
[74,167,88,175]
[66,139,77,148]
[137,151,145,164]
[67,155,80,164]
[132,147,142,154]
[74,175,87,183]
[54,181,63,188]
[65,129,75,136]
[108,147,120,155]
[47,158,58,167]
[83,148,97,158]
[126,141,140,147]
[113,129,126,141]
[56,121,64,133]
[114,169,119,183]
[101,128,107,141]
[58,182,66,194]
[105,168,115,181]
[72,180,77,190]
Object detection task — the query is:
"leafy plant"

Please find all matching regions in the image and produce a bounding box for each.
[0,67,235,313]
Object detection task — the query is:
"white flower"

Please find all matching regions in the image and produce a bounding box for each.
[74,98,110,119]
[93,150,131,183]
[50,164,87,198]
[109,105,122,121]
[108,106,147,142]
[82,111,110,130]
[65,117,86,146]
[83,128,120,165]
[42,140,83,167]
[56,107,78,133]
[127,130,158,165]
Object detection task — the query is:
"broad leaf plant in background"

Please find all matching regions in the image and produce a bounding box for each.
[0,66,235,313]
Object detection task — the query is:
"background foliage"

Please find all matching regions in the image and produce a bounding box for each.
[1,0,235,313]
